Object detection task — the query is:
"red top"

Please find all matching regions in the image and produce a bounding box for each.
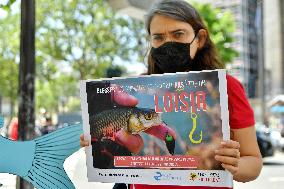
[130,75,255,189]
[9,118,18,141]
[226,75,255,129]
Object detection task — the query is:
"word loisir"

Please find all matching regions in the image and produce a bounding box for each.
[154,91,207,113]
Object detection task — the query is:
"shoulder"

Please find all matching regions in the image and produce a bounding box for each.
[226,74,244,90]
[226,74,247,99]
[226,74,255,129]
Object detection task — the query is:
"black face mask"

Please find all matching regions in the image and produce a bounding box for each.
[150,36,197,73]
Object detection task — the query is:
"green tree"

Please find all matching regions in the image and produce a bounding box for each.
[0,0,17,10]
[189,1,238,64]
[0,11,20,117]
[106,65,126,77]
[36,74,77,113]
[34,0,146,113]
[36,0,145,80]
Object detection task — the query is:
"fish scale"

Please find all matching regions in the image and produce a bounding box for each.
[89,107,160,140]
[91,108,134,139]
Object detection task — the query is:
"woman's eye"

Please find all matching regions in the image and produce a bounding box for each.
[145,113,153,120]
[174,32,184,38]
[152,35,164,41]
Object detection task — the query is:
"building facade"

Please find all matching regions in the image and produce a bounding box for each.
[264,0,284,97]
[199,0,262,98]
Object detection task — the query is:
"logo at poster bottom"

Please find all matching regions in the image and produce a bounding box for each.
[153,171,182,181]
[189,172,221,183]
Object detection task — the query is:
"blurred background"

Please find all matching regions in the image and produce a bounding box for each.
[0,0,283,188]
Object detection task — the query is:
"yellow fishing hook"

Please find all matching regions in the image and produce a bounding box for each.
[188,113,202,144]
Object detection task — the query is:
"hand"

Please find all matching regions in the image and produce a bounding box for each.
[215,140,240,175]
[80,134,89,147]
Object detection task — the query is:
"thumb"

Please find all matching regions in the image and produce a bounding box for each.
[112,85,138,107]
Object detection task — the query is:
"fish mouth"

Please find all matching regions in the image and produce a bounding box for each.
[144,122,176,141]
[144,122,176,155]
[114,122,176,155]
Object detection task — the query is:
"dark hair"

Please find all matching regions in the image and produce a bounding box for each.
[145,0,224,74]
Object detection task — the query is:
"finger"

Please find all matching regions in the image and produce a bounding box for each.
[80,134,84,141]
[112,85,138,107]
[215,155,239,167]
[221,163,238,175]
[80,140,89,147]
[115,129,144,154]
[80,134,90,147]
[221,140,240,149]
[215,148,240,158]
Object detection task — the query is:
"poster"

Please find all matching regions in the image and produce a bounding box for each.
[80,69,233,187]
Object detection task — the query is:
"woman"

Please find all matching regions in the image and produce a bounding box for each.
[81,0,262,188]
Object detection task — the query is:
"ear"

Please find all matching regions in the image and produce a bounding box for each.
[196,29,207,49]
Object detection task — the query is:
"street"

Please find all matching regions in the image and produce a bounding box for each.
[0,149,283,189]
[234,151,284,189]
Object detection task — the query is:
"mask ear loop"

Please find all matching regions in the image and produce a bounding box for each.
[189,30,200,45]
[187,30,201,62]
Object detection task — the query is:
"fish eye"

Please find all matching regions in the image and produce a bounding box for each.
[144,113,153,120]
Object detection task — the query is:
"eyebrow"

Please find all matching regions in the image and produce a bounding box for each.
[151,29,188,36]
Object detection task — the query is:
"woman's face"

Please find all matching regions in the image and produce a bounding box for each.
[149,14,203,59]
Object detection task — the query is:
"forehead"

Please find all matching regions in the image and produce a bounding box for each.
[149,14,194,34]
